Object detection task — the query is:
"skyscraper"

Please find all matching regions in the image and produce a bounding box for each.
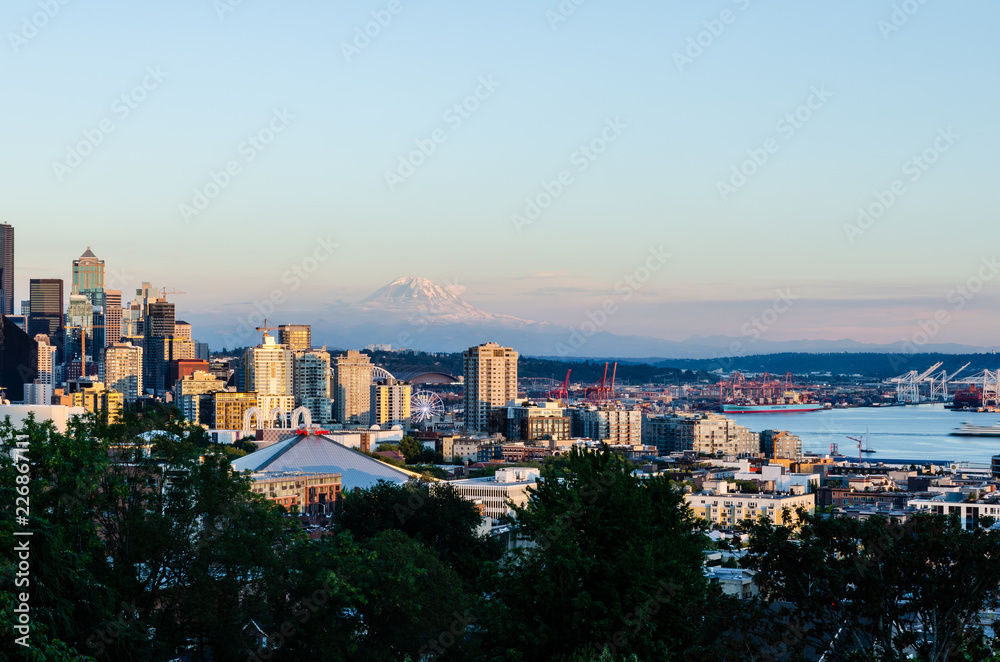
[34,334,57,386]
[371,378,412,427]
[0,224,13,316]
[241,334,294,424]
[278,324,311,352]
[72,248,105,308]
[0,316,37,402]
[104,290,122,346]
[103,342,143,402]
[463,342,518,433]
[27,279,64,363]
[331,350,373,425]
[293,348,331,423]
[143,299,175,395]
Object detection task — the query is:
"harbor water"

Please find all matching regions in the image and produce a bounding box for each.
[728,403,1000,466]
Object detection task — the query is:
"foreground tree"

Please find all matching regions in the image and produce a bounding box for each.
[336,479,501,589]
[0,411,296,661]
[743,510,1000,661]
[482,446,726,661]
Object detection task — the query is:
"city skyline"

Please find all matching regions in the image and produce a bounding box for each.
[4,1,999,349]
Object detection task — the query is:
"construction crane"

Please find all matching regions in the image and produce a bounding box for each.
[159,288,187,298]
[846,435,863,464]
[254,319,282,340]
[63,322,109,379]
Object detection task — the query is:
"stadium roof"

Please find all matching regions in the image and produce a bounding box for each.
[231,432,423,491]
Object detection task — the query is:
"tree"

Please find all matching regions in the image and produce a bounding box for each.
[482,446,726,661]
[743,510,1000,661]
[0,410,297,660]
[336,480,500,589]
[399,436,423,464]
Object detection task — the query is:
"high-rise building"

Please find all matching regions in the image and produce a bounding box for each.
[103,342,143,402]
[293,349,332,423]
[174,370,225,423]
[72,248,105,304]
[143,299,175,395]
[0,224,13,316]
[174,321,192,340]
[213,391,258,431]
[371,378,411,427]
[66,294,94,366]
[241,334,294,420]
[28,279,64,363]
[331,350,373,425]
[570,406,642,444]
[278,324,311,352]
[642,412,758,457]
[104,290,122,346]
[34,334,57,386]
[195,342,210,361]
[0,316,37,402]
[462,342,518,433]
[20,300,29,316]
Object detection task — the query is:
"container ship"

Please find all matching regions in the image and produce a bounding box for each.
[721,399,824,414]
[719,372,824,413]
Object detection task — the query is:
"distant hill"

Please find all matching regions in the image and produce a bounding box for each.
[649,352,1000,379]
[196,277,999,359]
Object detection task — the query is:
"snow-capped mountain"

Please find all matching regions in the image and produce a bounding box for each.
[194,277,1000,358]
[354,276,535,326]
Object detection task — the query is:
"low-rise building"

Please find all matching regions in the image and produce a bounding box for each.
[644,411,758,458]
[249,471,342,516]
[685,485,814,529]
[447,467,540,523]
[506,399,570,442]
[571,406,642,444]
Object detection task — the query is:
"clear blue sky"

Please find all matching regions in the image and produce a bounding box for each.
[3,0,999,347]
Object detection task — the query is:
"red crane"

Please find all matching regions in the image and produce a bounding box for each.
[548,369,572,404]
[585,362,617,405]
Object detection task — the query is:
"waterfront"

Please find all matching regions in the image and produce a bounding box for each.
[729,403,1000,466]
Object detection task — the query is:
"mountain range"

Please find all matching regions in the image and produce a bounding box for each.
[289,277,998,359]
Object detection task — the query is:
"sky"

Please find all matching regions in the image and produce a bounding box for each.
[3,0,999,350]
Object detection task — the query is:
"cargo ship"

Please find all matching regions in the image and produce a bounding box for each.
[722,402,824,414]
[719,373,824,414]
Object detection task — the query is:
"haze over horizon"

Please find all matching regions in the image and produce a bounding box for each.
[5,1,999,349]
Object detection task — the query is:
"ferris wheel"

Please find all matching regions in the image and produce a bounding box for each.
[410,391,445,422]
